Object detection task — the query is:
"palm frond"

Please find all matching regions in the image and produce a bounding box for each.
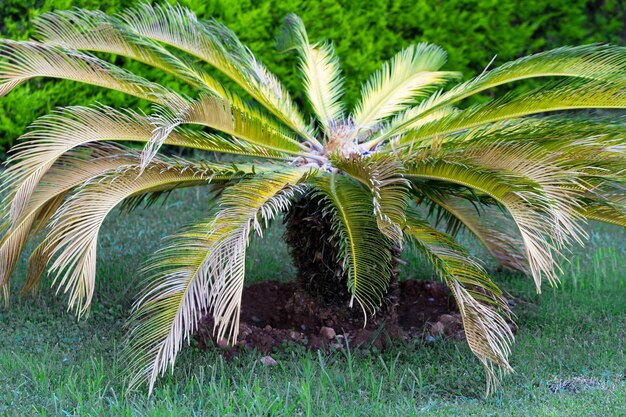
[376,44,626,142]
[278,14,344,134]
[404,213,513,395]
[0,40,184,105]
[144,94,310,168]
[33,8,232,98]
[427,196,529,273]
[41,160,252,317]
[126,168,312,393]
[351,44,458,138]
[0,105,290,225]
[395,79,626,148]
[405,153,583,290]
[333,154,410,243]
[314,173,393,315]
[0,146,139,294]
[118,3,315,144]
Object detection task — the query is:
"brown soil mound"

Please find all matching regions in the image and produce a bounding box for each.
[195,279,513,355]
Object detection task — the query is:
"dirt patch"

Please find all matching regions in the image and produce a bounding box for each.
[195,279,517,355]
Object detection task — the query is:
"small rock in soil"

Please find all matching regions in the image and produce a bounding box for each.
[438,314,456,325]
[216,338,229,349]
[319,326,336,340]
[429,321,445,336]
[263,325,273,332]
[259,356,277,366]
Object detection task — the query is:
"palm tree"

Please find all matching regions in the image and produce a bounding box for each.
[0,3,624,394]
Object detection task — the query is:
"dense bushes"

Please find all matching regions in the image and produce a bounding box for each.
[1,0,624,157]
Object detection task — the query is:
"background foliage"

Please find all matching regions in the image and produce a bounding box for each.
[0,0,625,157]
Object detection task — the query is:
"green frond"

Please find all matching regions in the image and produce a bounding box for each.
[125,168,313,393]
[378,44,626,141]
[403,213,514,395]
[144,94,309,168]
[333,154,410,243]
[33,8,229,97]
[395,116,626,180]
[279,14,344,134]
[427,196,529,273]
[40,160,252,318]
[405,154,583,290]
[352,43,458,137]
[0,145,138,293]
[0,105,285,225]
[396,79,626,148]
[118,3,315,144]
[0,39,184,106]
[313,173,393,315]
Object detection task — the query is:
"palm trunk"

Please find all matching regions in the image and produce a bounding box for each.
[284,194,401,324]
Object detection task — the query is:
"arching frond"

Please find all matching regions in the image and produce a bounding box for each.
[427,196,529,273]
[144,94,309,168]
[0,146,140,294]
[41,160,252,317]
[333,154,410,243]
[0,105,290,225]
[118,3,315,144]
[404,214,514,395]
[405,154,583,290]
[278,14,344,133]
[396,79,626,148]
[0,40,184,105]
[351,44,458,138]
[314,173,393,315]
[126,168,312,393]
[33,9,232,98]
[375,44,626,143]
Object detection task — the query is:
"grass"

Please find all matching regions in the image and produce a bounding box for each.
[0,188,624,416]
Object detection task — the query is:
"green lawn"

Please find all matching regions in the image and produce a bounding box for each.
[1,188,624,416]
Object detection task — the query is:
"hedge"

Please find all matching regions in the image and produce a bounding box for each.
[1,0,624,157]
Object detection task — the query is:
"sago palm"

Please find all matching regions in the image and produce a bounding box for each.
[1,3,625,394]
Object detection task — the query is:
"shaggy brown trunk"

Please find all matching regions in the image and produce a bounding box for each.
[283,194,401,327]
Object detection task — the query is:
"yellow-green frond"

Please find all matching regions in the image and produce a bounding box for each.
[314,173,393,315]
[126,168,313,393]
[382,44,626,140]
[118,3,315,144]
[333,154,409,243]
[396,79,626,148]
[405,154,583,290]
[42,160,251,317]
[0,105,290,224]
[33,8,232,98]
[1,146,139,294]
[279,14,344,133]
[352,43,458,137]
[404,214,514,395]
[0,40,183,106]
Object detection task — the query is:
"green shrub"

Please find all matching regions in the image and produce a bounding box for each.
[1,0,624,157]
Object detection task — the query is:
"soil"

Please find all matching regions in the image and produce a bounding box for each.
[195,279,520,355]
